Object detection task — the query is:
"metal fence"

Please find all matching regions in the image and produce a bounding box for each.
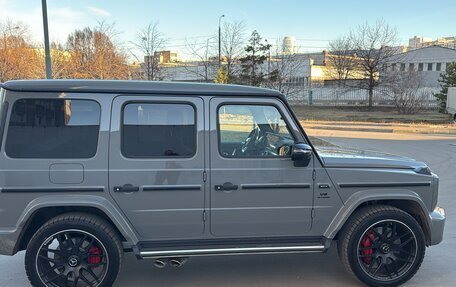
[285,87,440,108]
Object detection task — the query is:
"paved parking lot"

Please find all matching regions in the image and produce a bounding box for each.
[1,134,454,286]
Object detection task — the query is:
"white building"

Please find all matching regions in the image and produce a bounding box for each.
[409,36,433,49]
[282,36,297,54]
[386,45,456,87]
[408,36,456,50]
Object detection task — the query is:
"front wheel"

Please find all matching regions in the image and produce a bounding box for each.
[25,213,123,287]
[338,205,426,287]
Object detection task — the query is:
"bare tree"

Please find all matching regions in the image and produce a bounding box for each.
[66,21,129,79]
[386,70,429,114]
[326,35,358,87]
[349,20,399,107]
[35,42,73,79]
[132,22,166,80]
[0,20,40,82]
[184,37,217,82]
[51,42,73,79]
[220,20,246,83]
[265,40,304,96]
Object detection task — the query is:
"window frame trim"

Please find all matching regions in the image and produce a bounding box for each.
[216,101,299,160]
[4,98,101,160]
[0,89,9,152]
[120,100,198,159]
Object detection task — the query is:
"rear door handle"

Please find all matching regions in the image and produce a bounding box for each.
[215,182,238,191]
[113,184,139,192]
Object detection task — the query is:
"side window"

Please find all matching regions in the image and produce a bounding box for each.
[218,104,295,158]
[5,99,100,158]
[122,103,196,158]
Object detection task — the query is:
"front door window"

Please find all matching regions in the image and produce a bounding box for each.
[218,104,294,157]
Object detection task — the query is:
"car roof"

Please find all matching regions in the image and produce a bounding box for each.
[1,80,285,99]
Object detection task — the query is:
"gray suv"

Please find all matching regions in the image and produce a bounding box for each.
[0,80,445,287]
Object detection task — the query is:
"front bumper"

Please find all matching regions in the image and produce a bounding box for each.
[429,206,445,246]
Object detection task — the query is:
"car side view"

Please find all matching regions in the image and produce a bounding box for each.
[0,80,445,287]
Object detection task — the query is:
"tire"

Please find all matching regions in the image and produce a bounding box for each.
[25,213,123,287]
[337,205,425,287]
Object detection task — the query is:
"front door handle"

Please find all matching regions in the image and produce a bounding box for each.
[113,184,139,192]
[215,182,238,191]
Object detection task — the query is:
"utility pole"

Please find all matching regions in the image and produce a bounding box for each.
[41,0,52,79]
[218,14,225,68]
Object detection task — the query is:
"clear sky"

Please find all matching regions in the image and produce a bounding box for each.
[1,0,455,56]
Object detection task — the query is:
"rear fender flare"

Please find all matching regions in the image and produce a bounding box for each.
[17,195,139,245]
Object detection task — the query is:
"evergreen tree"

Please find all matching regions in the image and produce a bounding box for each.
[434,62,456,113]
[239,31,271,86]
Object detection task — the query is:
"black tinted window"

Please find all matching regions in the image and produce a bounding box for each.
[122,103,196,158]
[6,99,100,158]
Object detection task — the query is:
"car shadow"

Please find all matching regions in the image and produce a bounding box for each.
[115,246,361,287]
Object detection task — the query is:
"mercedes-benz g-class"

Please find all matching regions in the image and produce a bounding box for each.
[0,80,445,287]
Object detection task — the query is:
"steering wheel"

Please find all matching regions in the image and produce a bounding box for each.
[240,127,260,155]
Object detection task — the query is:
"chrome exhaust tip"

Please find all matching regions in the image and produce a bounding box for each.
[154,258,168,268]
[169,257,188,268]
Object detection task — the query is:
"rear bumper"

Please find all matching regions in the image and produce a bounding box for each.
[429,206,445,246]
[0,228,22,256]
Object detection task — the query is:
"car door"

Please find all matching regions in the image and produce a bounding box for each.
[209,97,314,237]
[109,95,205,240]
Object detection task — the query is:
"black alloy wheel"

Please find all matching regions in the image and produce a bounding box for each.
[36,229,108,286]
[357,219,418,282]
[25,213,123,287]
[338,205,426,287]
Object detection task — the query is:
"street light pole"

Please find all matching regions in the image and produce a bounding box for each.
[265,39,271,76]
[41,0,52,79]
[218,14,225,68]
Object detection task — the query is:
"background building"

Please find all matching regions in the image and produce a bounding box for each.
[282,36,297,54]
[408,36,456,50]
[386,45,456,87]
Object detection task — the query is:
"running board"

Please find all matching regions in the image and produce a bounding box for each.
[138,244,326,259]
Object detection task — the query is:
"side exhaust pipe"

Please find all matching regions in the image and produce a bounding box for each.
[154,258,168,268]
[169,257,188,268]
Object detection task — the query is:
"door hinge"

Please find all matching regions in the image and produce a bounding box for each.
[312,170,316,181]
[203,171,207,182]
[203,210,207,221]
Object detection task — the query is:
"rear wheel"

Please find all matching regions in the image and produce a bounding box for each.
[25,213,123,287]
[338,205,425,287]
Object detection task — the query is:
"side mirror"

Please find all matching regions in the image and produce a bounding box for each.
[291,143,312,167]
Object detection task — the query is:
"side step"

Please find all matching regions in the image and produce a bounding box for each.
[135,237,327,259]
[139,245,326,259]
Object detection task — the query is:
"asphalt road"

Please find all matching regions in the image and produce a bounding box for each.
[0,135,454,287]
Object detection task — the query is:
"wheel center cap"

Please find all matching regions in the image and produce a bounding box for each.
[381,243,391,254]
[68,256,79,267]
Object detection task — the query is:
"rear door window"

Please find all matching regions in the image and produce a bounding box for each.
[122,103,196,158]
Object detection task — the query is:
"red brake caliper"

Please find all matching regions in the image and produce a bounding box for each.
[361,229,375,265]
[88,246,102,264]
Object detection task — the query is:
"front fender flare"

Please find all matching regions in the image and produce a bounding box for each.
[323,189,431,240]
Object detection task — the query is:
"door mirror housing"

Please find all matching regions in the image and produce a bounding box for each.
[291,143,312,167]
